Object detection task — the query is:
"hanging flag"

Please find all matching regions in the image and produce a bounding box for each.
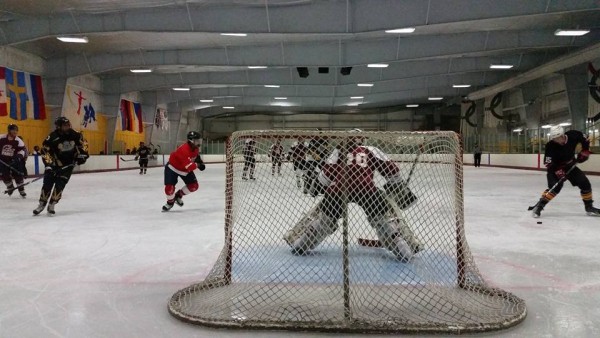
[62,84,100,130]
[119,99,144,133]
[0,68,6,117]
[0,66,46,120]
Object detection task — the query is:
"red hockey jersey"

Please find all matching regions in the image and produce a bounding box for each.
[319,145,400,193]
[167,142,199,175]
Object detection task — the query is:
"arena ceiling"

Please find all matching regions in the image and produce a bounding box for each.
[1,0,599,117]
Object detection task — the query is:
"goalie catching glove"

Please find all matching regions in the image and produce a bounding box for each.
[384,178,417,209]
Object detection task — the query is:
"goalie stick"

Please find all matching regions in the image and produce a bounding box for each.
[4,164,76,194]
[527,164,577,211]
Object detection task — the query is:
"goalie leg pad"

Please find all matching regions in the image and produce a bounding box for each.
[370,215,413,261]
[285,204,338,254]
[384,196,423,254]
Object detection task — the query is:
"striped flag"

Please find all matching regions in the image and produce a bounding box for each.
[0,66,46,120]
[0,68,6,117]
[119,99,144,133]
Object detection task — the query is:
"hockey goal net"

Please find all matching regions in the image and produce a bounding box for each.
[169,130,526,334]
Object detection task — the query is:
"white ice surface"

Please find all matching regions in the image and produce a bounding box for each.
[1,164,600,337]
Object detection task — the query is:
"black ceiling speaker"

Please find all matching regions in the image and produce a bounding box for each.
[318,67,329,74]
[340,67,352,76]
[297,67,309,78]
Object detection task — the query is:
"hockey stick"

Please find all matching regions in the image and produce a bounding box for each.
[119,157,137,162]
[527,164,577,211]
[0,158,24,176]
[3,164,75,195]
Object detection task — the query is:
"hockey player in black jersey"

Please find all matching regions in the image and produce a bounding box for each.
[242,138,257,180]
[135,141,152,174]
[33,117,89,215]
[532,126,599,217]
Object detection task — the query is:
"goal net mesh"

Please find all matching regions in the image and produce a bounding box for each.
[168,130,526,333]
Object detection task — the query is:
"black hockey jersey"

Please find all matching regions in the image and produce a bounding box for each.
[543,130,589,171]
[41,129,88,167]
[137,146,151,160]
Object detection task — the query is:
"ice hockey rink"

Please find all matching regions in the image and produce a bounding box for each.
[0,163,598,338]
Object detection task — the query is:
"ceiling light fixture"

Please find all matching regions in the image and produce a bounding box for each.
[223,106,235,109]
[490,64,514,69]
[541,125,553,129]
[350,96,364,99]
[200,99,214,103]
[130,69,152,73]
[367,63,389,68]
[264,85,280,88]
[172,87,190,91]
[220,33,247,37]
[357,83,374,87]
[248,66,267,69]
[452,84,471,88]
[385,27,416,34]
[406,104,419,108]
[554,29,590,36]
[559,122,572,126]
[513,128,523,132]
[56,36,89,43]
[347,103,360,106]
[274,97,287,100]
[428,97,443,101]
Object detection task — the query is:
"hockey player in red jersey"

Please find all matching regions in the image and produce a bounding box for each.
[162,131,205,211]
[0,124,28,197]
[284,129,421,260]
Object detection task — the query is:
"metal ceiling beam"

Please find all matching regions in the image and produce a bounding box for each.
[43,31,585,78]
[467,41,600,100]
[1,1,597,45]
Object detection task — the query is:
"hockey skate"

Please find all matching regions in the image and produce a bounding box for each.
[174,191,184,207]
[585,201,600,216]
[47,202,56,215]
[19,190,26,198]
[531,199,547,218]
[33,202,46,215]
[162,201,174,211]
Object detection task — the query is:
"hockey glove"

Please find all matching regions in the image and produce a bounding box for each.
[384,179,418,209]
[195,156,206,171]
[9,156,22,169]
[577,150,590,163]
[134,156,139,161]
[45,166,58,177]
[554,168,567,179]
[75,153,89,165]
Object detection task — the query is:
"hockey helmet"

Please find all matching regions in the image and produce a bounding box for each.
[348,128,365,146]
[548,126,564,140]
[187,131,202,147]
[55,116,71,129]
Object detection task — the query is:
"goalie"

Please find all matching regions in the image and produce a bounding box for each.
[284,130,422,261]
